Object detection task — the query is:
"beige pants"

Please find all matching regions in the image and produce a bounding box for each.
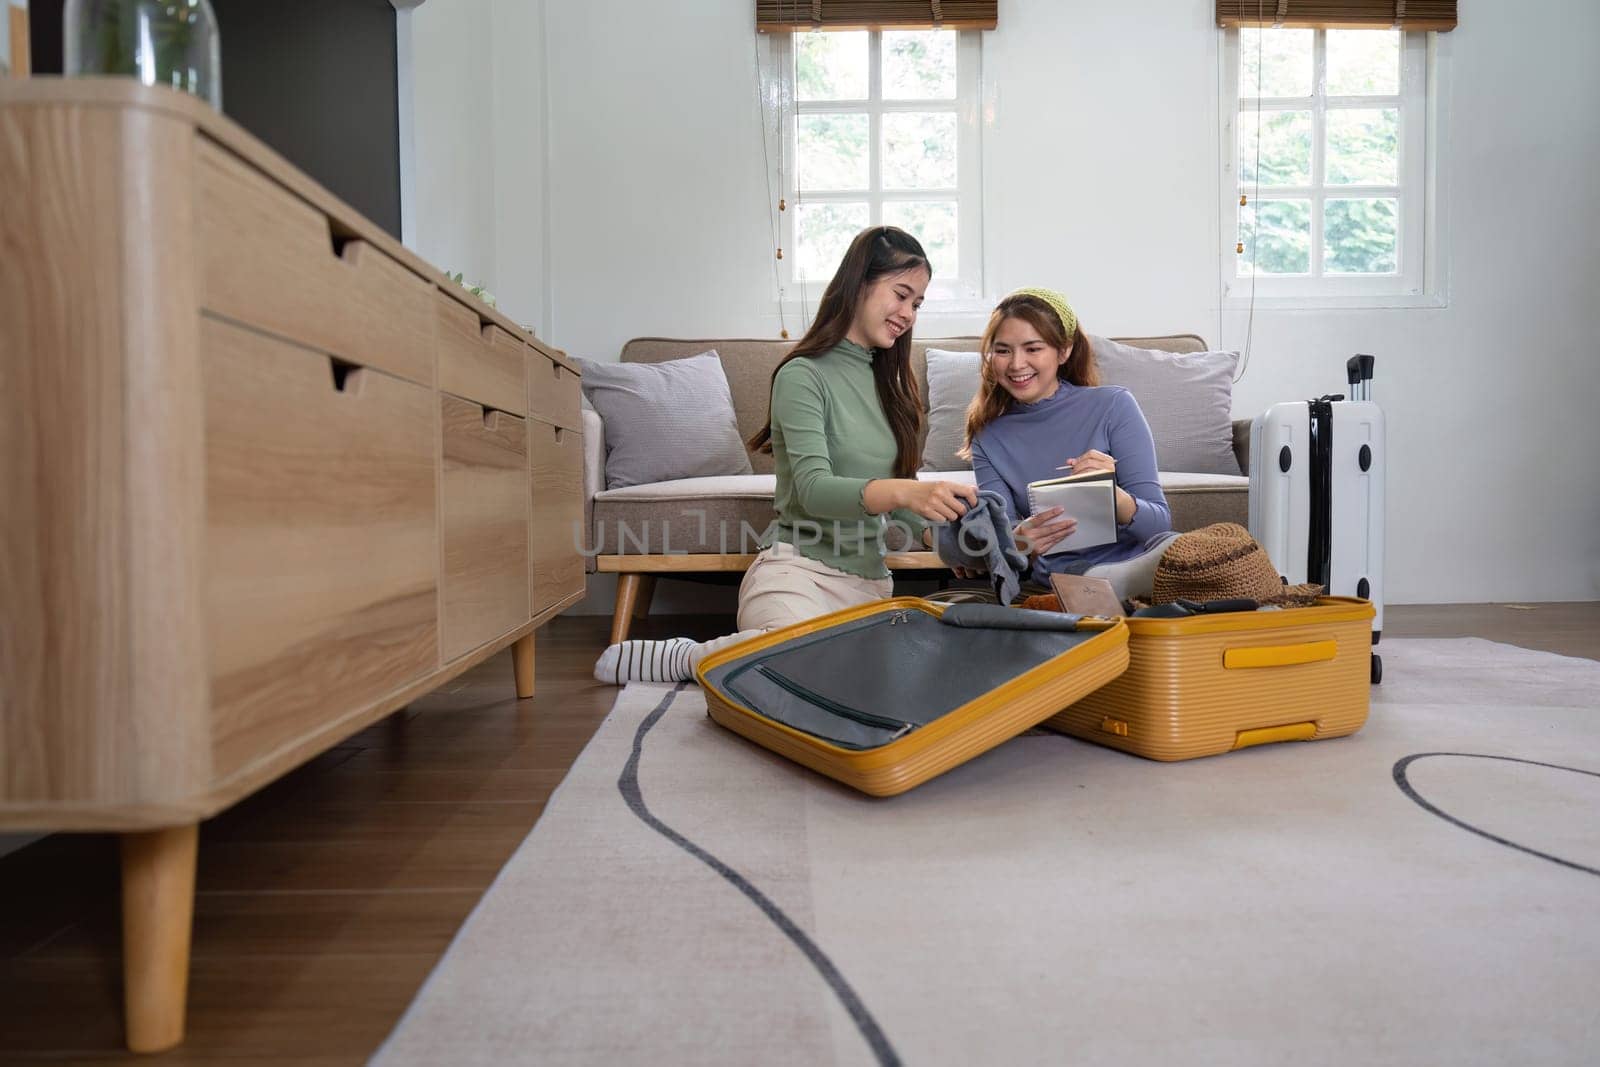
[690,543,894,670]
[737,541,894,631]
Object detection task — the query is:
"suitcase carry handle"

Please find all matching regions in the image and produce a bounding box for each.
[1223,640,1338,669]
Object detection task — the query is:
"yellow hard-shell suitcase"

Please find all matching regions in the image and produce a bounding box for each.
[1045,596,1377,761]
[698,597,1130,796]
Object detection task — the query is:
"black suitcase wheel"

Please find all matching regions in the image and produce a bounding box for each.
[1371,653,1383,686]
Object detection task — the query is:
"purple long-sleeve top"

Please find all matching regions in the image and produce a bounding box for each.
[968,383,1172,584]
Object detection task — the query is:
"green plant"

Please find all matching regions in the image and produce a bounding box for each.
[89,1,201,90]
[447,271,497,308]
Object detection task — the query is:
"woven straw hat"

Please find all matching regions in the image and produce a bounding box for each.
[1150,523,1324,606]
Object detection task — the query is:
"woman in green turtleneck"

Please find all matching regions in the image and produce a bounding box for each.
[594,226,977,684]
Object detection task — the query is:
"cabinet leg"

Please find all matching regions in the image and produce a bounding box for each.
[120,824,199,1054]
[611,573,650,644]
[513,632,536,699]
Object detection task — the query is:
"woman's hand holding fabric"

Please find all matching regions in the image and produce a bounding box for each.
[898,479,978,523]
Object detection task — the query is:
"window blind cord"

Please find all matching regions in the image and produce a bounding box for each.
[789,3,811,331]
[754,33,790,339]
[1215,24,1227,378]
[792,29,810,334]
[1235,0,1260,379]
[1236,0,1265,385]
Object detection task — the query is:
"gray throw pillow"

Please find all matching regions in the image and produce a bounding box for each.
[921,347,983,472]
[577,352,754,490]
[1089,336,1241,476]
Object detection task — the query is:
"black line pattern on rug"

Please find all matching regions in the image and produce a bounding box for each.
[1393,752,1600,877]
[618,684,902,1067]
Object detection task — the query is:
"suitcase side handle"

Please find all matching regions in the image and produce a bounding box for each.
[1223,640,1338,670]
[1233,722,1318,749]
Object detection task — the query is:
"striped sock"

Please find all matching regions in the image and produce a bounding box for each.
[593,637,697,685]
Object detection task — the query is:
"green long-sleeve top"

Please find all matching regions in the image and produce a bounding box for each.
[765,340,928,579]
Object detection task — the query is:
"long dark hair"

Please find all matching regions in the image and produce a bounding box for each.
[959,293,1098,459]
[748,226,930,478]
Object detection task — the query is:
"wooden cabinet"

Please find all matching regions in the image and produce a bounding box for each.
[437,290,528,415]
[441,395,531,661]
[527,341,582,430]
[196,138,435,388]
[205,320,440,780]
[0,80,583,1053]
[530,419,587,616]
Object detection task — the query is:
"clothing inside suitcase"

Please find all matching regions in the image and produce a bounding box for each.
[703,607,1100,751]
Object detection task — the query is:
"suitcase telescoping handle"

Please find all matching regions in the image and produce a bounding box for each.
[1346,354,1375,402]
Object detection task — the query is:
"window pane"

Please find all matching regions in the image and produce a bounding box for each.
[1326,108,1398,185]
[882,30,957,100]
[1240,28,1312,98]
[882,112,957,190]
[797,114,869,191]
[1238,110,1311,186]
[1324,198,1398,274]
[796,31,867,101]
[882,201,957,278]
[1326,30,1400,96]
[796,202,869,282]
[1239,199,1311,275]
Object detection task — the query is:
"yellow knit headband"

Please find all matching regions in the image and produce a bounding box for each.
[1006,287,1078,341]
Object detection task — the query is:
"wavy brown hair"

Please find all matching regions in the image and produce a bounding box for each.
[748,226,930,478]
[958,293,1098,460]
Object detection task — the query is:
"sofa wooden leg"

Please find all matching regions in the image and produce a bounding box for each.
[512,632,536,699]
[612,573,649,644]
[630,575,657,620]
[121,824,199,1054]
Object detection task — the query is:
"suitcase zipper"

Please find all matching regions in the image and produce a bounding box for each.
[753,664,917,740]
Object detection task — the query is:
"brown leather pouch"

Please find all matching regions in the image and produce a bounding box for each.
[1050,573,1125,617]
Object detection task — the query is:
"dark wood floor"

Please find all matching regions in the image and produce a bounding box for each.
[1,603,1596,1064]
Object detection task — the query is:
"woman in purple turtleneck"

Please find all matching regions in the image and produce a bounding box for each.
[960,288,1177,597]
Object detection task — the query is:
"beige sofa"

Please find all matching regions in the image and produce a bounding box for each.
[582,335,1252,642]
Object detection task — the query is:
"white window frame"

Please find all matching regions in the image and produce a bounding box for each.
[1219,28,1450,309]
[766,29,983,308]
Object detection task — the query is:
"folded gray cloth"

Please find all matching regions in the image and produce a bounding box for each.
[934,490,1031,607]
[940,603,1081,631]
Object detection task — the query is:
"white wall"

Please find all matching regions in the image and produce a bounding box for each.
[407,0,548,331]
[543,1,776,347]
[490,0,1600,606]
[486,0,549,331]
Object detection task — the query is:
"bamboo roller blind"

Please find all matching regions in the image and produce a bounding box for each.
[756,1,998,33]
[1216,1,1456,31]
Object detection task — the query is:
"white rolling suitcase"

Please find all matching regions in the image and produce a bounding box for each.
[1249,355,1386,683]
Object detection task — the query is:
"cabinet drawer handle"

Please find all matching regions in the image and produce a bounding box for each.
[329,357,366,395]
[1223,640,1337,670]
[462,400,520,432]
[327,219,360,259]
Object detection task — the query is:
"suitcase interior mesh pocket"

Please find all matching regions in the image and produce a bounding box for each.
[716,609,1097,750]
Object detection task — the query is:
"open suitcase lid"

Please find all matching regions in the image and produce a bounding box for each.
[697,597,1132,796]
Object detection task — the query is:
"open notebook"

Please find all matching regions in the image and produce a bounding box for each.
[1025,468,1118,555]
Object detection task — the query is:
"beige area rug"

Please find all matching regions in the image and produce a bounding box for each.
[372,639,1600,1066]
